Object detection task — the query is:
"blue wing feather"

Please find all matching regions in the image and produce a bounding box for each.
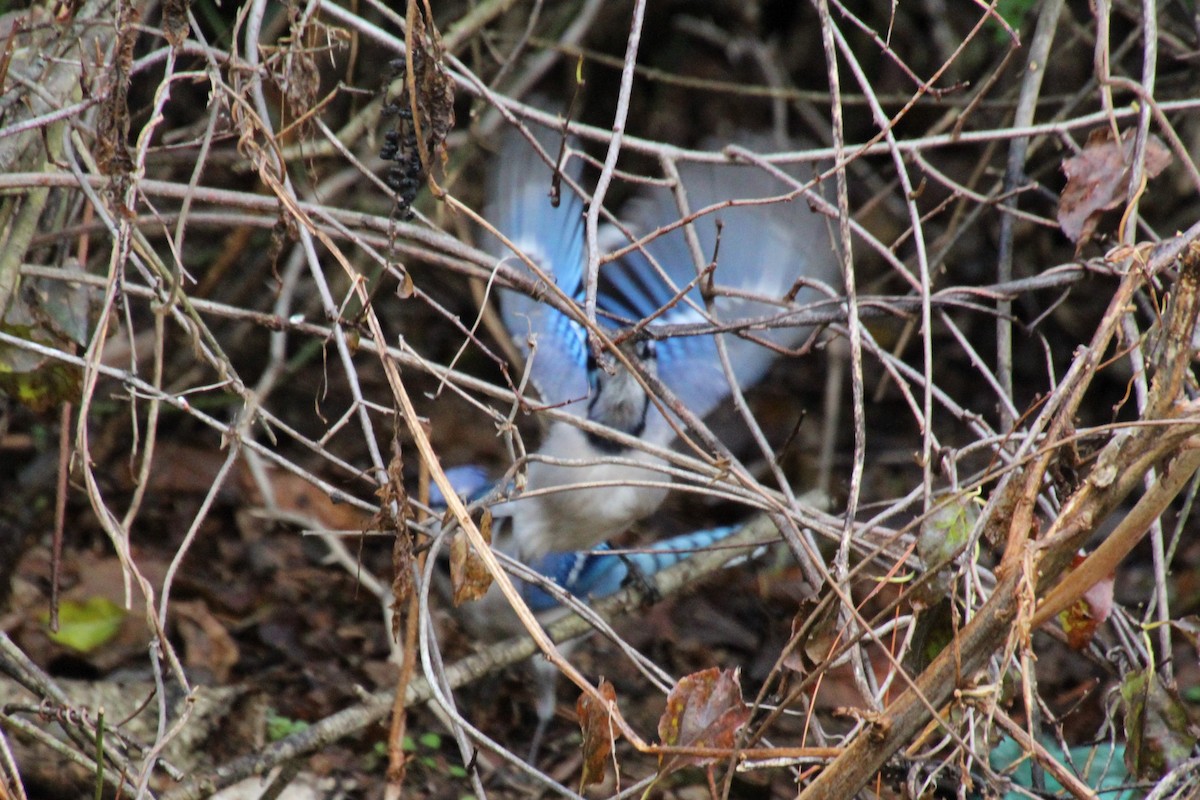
[427,464,496,508]
[603,144,840,444]
[484,125,590,412]
[598,253,676,323]
[485,130,839,443]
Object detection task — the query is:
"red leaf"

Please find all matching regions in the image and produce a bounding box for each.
[657,667,751,777]
[1057,553,1114,650]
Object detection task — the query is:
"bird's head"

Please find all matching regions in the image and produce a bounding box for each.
[584,336,657,449]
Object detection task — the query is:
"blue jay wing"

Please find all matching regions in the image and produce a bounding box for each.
[522,525,741,612]
[427,464,499,509]
[596,247,690,324]
[606,146,840,444]
[484,125,590,412]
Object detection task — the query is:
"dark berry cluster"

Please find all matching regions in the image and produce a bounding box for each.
[381,75,424,221]
[379,25,455,219]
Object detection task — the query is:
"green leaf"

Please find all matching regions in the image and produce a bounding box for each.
[1122,666,1199,779]
[0,323,82,413]
[265,710,309,741]
[990,0,1037,42]
[918,492,979,567]
[41,597,125,653]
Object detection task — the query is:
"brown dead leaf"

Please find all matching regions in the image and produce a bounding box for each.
[1058,127,1172,247]
[94,2,138,178]
[449,511,492,606]
[391,525,414,642]
[382,452,414,634]
[238,463,371,533]
[657,667,751,777]
[124,442,227,495]
[783,597,839,674]
[175,599,240,683]
[1170,616,1200,661]
[577,678,620,788]
[278,4,320,135]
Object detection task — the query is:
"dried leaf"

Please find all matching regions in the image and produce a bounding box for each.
[577,678,620,787]
[175,600,240,683]
[94,2,139,178]
[1057,553,1114,650]
[161,0,190,48]
[1121,665,1199,780]
[381,453,415,636]
[1170,616,1200,661]
[657,667,750,777]
[390,523,414,639]
[394,268,415,300]
[782,597,838,674]
[278,5,320,135]
[450,511,493,606]
[1058,127,1172,246]
[252,468,372,532]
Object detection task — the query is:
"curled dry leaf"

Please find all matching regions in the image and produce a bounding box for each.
[782,597,839,674]
[94,1,138,178]
[1058,127,1172,247]
[1169,616,1200,661]
[577,678,620,788]
[449,510,493,606]
[278,11,320,134]
[390,524,413,641]
[1057,552,1114,650]
[657,667,751,778]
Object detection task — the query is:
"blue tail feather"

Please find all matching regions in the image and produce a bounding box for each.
[522,525,743,612]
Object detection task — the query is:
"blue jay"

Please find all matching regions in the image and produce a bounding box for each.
[446,125,836,753]
[482,122,839,560]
